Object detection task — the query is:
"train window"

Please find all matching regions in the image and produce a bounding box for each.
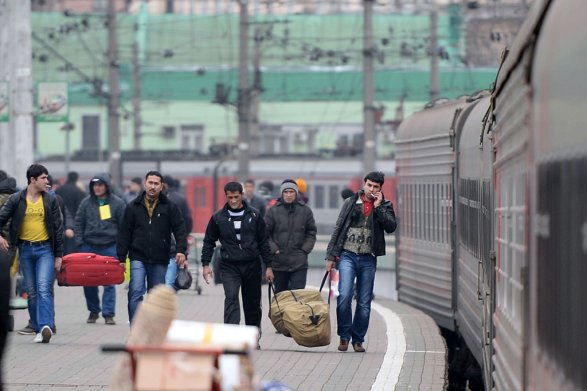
[434,183,439,243]
[329,185,339,209]
[406,183,412,238]
[496,166,526,333]
[315,185,325,209]
[417,183,423,240]
[445,181,452,245]
[411,183,416,238]
[424,183,432,241]
[481,180,491,264]
[194,186,206,208]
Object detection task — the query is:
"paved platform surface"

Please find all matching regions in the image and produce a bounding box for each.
[3,272,446,390]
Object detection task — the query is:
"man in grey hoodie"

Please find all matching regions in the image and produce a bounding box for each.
[74,173,126,325]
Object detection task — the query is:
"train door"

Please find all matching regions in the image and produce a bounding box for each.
[185,175,238,233]
[185,176,214,233]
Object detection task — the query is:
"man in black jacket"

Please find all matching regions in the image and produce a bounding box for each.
[55,171,86,254]
[325,171,397,353]
[0,164,64,344]
[201,182,273,345]
[117,171,187,323]
[264,179,316,293]
[75,173,126,325]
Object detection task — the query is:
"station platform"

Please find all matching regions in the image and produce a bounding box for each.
[4,272,446,390]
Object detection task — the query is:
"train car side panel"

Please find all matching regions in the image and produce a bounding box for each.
[529,0,587,389]
[395,101,466,331]
[454,97,492,370]
[491,49,532,391]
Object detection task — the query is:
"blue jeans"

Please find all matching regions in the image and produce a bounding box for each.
[18,242,55,332]
[336,250,376,344]
[80,244,117,318]
[127,260,167,323]
[165,258,178,288]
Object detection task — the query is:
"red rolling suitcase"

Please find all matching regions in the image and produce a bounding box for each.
[57,252,125,287]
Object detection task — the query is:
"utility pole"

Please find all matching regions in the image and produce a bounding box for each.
[132,41,142,150]
[237,0,250,181]
[249,26,263,156]
[430,9,440,101]
[0,0,34,188]
[362,0,376,174]
[107,0,121,187]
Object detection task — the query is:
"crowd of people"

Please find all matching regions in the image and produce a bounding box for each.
[0,164,396,386]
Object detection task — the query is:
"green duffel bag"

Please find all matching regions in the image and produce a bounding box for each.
[268,272,332,347]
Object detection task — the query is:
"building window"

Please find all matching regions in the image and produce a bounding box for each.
[82,115,100,151]
[259,125,286,154]
[180,124,204,152]
[161,126,175,139]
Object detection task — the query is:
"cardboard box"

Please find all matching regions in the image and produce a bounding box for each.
[135,352,215,391]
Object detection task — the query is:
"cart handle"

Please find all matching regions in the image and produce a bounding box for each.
[101,344,249,356]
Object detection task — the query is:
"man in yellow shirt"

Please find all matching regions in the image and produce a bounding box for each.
[0,164,64,344]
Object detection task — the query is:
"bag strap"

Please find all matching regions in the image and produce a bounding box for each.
[318,270,332,306]
[267,282,281,318]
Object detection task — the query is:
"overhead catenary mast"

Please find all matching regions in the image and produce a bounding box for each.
[0,0,34,188]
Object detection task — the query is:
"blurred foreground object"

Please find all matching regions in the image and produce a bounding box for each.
[110,285,177,391]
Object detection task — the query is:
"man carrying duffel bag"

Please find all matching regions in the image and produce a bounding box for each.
[74,173,126,325]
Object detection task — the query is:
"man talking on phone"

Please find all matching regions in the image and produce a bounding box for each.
[325,171,396,353]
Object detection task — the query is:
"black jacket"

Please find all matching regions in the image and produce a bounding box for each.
[0,177,17,260]
[75,173,126,248]
[117,191,187,264]
[201,202,272,267]
[264,198,316,272]
[165,189,193,258]
[55,181,86,217]
[0,189,64,257]
[326,191,397,260]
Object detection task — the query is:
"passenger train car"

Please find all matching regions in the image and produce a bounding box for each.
[395,0,586,389]
[41,158,396,234]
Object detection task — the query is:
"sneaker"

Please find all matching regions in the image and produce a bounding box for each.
[87,312,99,324]
[17,322,35,336]
[338,339,349,352]
[352,342,366,353]
[104,316,116,325]
[33,333,43,343]
[41,325,52,343]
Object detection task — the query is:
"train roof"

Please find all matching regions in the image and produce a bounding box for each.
[456,95,491,150]
[494,0,552,96]
[395,98,469,143]
[531,0,587,156]
[456,96,492,178]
